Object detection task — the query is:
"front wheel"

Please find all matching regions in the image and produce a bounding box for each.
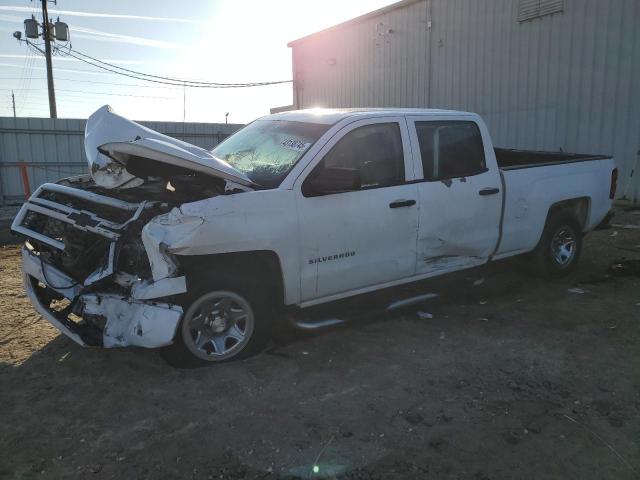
[529,214,583,277]
[181,290,256,361]
[161,278,271,366]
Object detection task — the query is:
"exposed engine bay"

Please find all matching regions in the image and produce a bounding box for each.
[11,105,252,348]
[25,174,226,279]
[13,174,231,347]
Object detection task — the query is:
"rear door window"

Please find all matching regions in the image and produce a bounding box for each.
[414,121,486,180]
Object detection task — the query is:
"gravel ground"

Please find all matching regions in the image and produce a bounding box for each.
[0,211,639,480]
[0,206,21,244]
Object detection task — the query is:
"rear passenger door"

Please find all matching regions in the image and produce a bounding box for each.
[407,117,502,275]
[295,117,419,303]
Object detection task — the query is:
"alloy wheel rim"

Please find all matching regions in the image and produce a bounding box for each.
[550,227,576,267]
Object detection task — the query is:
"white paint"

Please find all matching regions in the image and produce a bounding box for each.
[21,247,182,348]
[85,105,253,188]
[131,276,187,300]
[141,209,204,280]
[143,190,301,303]
[497,160,614,255]
[16,107,616,355]
[407,113,503,276]
[81,294,182,348]
[122,108,614,307]
[295,116,419,301]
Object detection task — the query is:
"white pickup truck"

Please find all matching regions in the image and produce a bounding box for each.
[12,106,617,363]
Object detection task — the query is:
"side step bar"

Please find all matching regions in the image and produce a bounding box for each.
[288,317,345,331]
[386,293,439,311]
[287,292,439,331]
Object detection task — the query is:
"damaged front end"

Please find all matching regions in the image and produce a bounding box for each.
[13,180,189,348]
[11,105,251,349]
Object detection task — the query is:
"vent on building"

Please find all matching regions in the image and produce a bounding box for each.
[518,0,563,22]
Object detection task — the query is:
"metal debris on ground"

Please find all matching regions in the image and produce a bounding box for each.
[608,258,640,277]
[417,311,433,320]
[568,287,587,294]
[473,277,485,286]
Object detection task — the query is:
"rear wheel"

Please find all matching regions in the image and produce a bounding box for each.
[529,214,583,277]
[161,276,272,366]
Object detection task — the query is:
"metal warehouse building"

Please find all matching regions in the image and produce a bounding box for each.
[287,0,640,204]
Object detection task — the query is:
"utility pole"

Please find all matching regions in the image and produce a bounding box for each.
[14,2,67,118]
[11,90,16,117]
[41,0,57,118]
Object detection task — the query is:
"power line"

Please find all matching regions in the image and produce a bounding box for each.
[0,76,184,90]
[58,48,264,88]
[55,45,293,88]
[15,0,40,115]
[7,96,122,106]
[15,43,38,114]
[64,47,292,86]
[1,87,174,99]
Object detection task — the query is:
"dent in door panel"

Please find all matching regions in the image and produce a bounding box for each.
[420,235,483,271]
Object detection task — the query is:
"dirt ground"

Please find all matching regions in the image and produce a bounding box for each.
[1,211,639,480]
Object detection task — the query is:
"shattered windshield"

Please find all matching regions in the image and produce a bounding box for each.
[211,119,330,188]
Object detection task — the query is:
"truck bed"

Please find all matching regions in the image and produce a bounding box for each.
[495,151,615,259]
[495,148,611,170]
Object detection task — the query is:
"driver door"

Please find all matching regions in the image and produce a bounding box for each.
[295,117,420,304]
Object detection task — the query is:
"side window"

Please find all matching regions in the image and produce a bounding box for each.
[415,121,486,181]
[302,123,405,196]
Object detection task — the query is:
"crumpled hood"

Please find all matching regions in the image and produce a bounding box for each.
[84,105,253,189]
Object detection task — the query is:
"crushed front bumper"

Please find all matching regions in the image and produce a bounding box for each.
[22,247,183,348]
[13,182,189,348]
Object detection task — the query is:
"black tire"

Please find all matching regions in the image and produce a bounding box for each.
[528,213,583,278]
[160,274,272,367]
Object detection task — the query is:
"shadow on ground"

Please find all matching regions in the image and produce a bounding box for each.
[1,212,639,479]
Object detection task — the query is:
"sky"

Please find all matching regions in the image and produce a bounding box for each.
[0,0,395,123]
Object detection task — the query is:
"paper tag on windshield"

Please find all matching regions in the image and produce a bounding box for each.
[281,138,311,152]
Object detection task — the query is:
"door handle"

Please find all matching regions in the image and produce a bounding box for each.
[479,187,500,196]
[389,199,416,208]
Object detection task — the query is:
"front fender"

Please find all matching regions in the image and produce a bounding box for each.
[141,189,301,304]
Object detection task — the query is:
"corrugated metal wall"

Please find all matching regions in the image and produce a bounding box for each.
[0,117,243,204]
[291,0,640,203]
[292,0,430,109]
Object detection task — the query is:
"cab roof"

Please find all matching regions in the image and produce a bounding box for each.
[265,108,474,125]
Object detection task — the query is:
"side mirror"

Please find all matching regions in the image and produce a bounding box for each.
[303,165,361,196]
